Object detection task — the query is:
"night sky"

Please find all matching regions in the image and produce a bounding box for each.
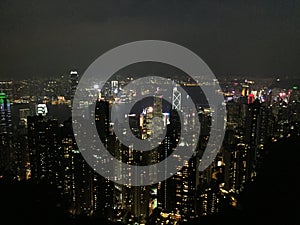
[0,0,299,80]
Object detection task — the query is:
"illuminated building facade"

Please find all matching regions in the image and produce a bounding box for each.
[0,81,13,101]
[0,93,13,172]
[172,87,182,111]
[69,70,79,103]
[27,115,61,184]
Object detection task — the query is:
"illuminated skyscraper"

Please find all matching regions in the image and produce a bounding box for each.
[69,70,79,103]
[0,81,13,101]
[157,109,199,221]
[93,99,116,219]
[27,115,61,184]
[172,87,182,111]
[111,80,119,96]
[290,86,300,124]
[224,101,251,193]
[95,99,110,143]
[245,99,270,176]
[0,93,13,172]
[19,108,32,127]
[27,116,99,216]
[151,96,163,165]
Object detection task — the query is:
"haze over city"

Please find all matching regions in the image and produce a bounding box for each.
[1,0,300,80]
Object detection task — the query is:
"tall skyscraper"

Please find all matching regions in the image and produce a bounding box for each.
[111,80,119,97]
[172,87,182,111]
[95,99,110,143]
[157,108,200,221]
[245,99,270,176]
[69,70,79,103]
[0,81,13,101]
[27,115,61,184]
[27,116,100,216]
[289,86,300,124]
[94,99,116,218]
[0,93,13,173]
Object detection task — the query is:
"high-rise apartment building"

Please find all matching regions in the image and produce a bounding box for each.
[27,115,61,184]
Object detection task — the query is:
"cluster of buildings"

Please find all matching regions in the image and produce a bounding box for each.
[0,72,299,224]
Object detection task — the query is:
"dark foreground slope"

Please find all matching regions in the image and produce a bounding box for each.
[183,132,300,225]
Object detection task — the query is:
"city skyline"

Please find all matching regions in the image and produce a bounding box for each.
[1,1,300,224]
[0,72,299,224]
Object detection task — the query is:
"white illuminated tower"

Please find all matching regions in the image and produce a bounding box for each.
[111,80,119,96]
[172,87,182,110]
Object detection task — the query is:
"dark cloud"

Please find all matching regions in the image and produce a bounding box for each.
[0,0,299,80]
